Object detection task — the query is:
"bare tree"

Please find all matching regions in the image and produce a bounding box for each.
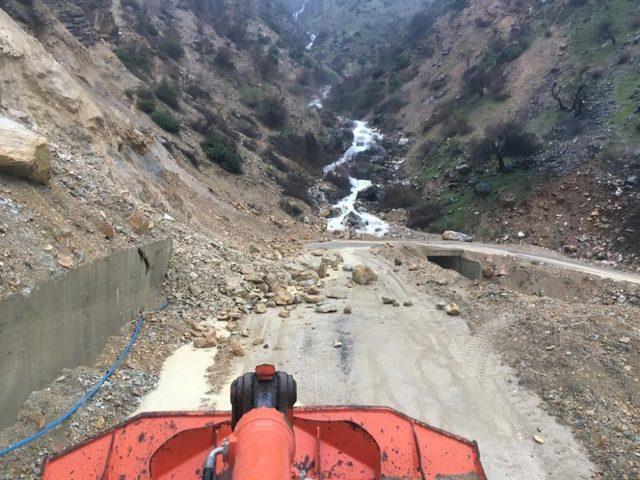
[470,122,539,173]
[551,81,587,116]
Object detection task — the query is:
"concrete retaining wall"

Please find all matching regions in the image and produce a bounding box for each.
[0,239,171,428]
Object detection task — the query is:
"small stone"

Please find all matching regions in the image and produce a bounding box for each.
[96,221,115,240]
[394,258,403,266]
[254,303,267,314]
[564,245,578,254]
[57,254,73,269]
[403,301,413,307]
[127,211,150,234]
[274,286,295,306]
[435,303,446,310]
[303,293,324,304]
[619,337,631,344]
[333,341,343,348]
[311,249,326,257]
[279,310,290,318]
[445,303,460,316]
[343,305,352,314]
[532,434,545,445]
[315,302,338,313]
[194,332,218,348]
[381,296,395,305]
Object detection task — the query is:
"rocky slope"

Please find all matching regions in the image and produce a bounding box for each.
[0,0,344,300]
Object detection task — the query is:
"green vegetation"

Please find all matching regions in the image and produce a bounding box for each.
[151,109,181,133]
[158,36,184,60]
[612,69,640,142]
[135,88,156,113]
[258,95,288,129]
[154,78,180,109]
[115,45,152,77]
[201,131,243,174]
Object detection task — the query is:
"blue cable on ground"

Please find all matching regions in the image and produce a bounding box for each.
[0,300,169,458]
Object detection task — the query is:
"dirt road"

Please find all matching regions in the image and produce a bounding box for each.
[213,247,595,479]
[309,239,640,285]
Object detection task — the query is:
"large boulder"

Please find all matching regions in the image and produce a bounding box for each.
[0,117,52,184]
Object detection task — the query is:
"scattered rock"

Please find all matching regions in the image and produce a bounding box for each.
[403,301,413,307]
[274,286,294,306]
[381,296,395,305]
[96,221,115,240]
[254,303,267,314]
[228,339,245,357]
[564,245,578,254]
[474,182,492,196]
[343,305,352,314]
[278,310,290,319]
[333,341,343,348]
[532,434,545,445]
[352,265,378,285]
[193,332,218,348]
[57,254,73,269]
[127,211,150,235]
[445,303,460,316]
[435,302,446,310]
[482,266,495,279]
[619,337,631,344]
[315,302,338,313]
[442,231,473,242]
[303,293,324,304]
[394,258,403,266]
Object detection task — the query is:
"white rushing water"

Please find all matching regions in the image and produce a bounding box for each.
[324,121,390,236]
[293,0,310,22]
[309,85,330,109]
[305,33,317,51]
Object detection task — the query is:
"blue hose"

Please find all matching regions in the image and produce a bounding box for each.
[0,300,169,458]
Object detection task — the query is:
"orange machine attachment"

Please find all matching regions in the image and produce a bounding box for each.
[41,365,488,479]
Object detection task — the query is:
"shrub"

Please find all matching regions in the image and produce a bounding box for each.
[407,201,443,229]
[278,170,312,205]
[258,95,288,129]
[115,45,152,76]
[214,46,235,70]
[201,130,243,174]
[185,84,210,100]
[136,88,156,113]
[154,78,180,109]
[279,198,303,218]
[151,109,181,133]
[135,11,157,36]
[441,113,474,138]
[158,36,184,59]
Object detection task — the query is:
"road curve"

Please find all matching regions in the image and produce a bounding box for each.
[308,239,640,285]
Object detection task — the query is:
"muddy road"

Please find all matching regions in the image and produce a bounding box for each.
[213,247,594,479]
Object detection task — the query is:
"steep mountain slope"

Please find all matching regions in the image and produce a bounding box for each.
[284,0,430,74]
[325,0,640,269]
[0,0,338,299]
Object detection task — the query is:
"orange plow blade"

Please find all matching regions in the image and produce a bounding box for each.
[42,407,486,479]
